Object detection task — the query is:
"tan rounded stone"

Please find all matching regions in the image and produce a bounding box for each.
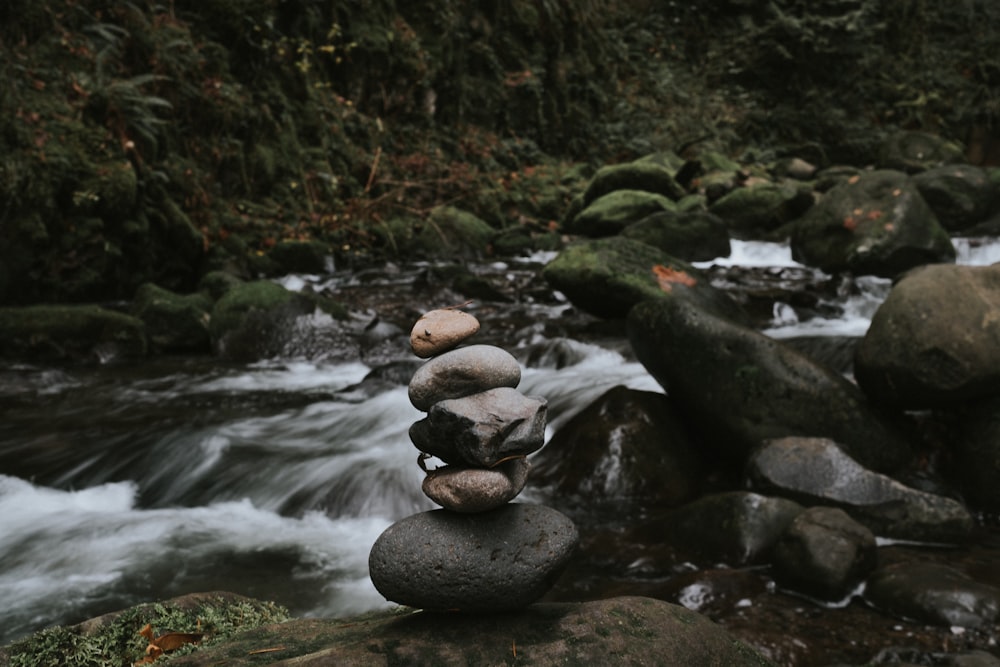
[421,458,530,513]
[410,309,481,358]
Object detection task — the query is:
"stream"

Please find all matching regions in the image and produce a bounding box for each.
[2,238,1000,659]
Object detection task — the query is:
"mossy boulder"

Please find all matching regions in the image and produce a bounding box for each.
[583,160,686,205]
[542,236,746,322]
[0,304,146,361]
[877,131,965,174]
[621,210,731,262]
[708,182,813,237]
[209,280,348,360]
[790,170,955,278]
[132,283,213,354]
[266,240,332,275]
[566,189,678,237]
[415,206,495,259]
[912,164,1000,231]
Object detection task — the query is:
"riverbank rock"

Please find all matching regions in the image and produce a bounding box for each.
[583,160,686,205]
[132,283,212,353]
[878,131,966,173]
[864,562,1000,628]
[0,304,147,361]
[408,344,521,410]
[566,189,678,236]
[854,263,1000,409]
[620,210,731,262]
[771,506,877,602]
[369,503,578,612]
[543,236,747,321]
[414,205,495,259]
[708,181,813,237]
[627,297,913,472]
[409,387,547,467]
[790,169,955,278]
[746,437,974,543]
[530,386,703,509]
[912,164,1000,231]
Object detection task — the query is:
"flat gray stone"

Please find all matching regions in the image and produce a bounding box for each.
[368,503,578,612]
[747,436,973,543]
[864,562,1000,628]
[410,387,547,466]
[409,309,480,358]
[422,458,530,513]
[408,344,521,411]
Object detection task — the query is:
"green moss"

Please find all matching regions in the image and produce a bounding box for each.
[4,594,290,667]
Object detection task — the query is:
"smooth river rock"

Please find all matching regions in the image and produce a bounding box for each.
[864,562,1000,628]
[409,387,547,466]
[409,308,480,358]
[421,457,530,513]
[408,344,521,411]
[368,503,578,612]
[746,436,973,543]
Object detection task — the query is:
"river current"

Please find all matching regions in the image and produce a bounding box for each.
[1,239,998,646]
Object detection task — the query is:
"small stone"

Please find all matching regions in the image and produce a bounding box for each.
[368,503,578,611]
[408,344,521,411]
[410,387,547,466]
[422,458,530,513]
[410,309,480,358]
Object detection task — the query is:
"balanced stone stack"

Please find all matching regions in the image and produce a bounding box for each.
[368,308,579,612]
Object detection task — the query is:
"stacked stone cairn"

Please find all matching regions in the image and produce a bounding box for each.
[368,308,579,612]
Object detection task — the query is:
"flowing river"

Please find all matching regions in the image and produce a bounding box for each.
[1,238,998,647]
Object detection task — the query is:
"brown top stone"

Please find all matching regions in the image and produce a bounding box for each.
[410,309,480,358]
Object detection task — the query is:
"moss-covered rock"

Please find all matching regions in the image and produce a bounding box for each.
[912,164,1000,231]
[132,283,213,353]
[414,206,495,259]
[0,304,146,361]
[621,210,730,262]
[877,131,965,174]
[542,236,745,321]
[266,240,333,275]
[583,160,686,206]
[709,182,813,238]
[566,189,678,237]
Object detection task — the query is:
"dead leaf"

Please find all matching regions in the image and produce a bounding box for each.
[843,217,857,231]
[652,265,697,292]
[134,625,204,665]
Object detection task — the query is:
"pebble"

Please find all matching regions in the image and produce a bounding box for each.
[408,344,522,411]
[409,387,548,466]
[422,458,530,513]
[410,309,480,358]
[368,503,579,611]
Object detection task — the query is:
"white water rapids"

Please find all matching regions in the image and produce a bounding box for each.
[1,238,997,645]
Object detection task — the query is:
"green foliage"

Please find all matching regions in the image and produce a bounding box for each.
[5,596,290,667]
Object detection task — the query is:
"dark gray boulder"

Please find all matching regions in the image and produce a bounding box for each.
[408,344,521,411]
[878,131,965,174]
[912,164,1000,231]
[627,297,913,472]
[790,169,955,278]
[530,386,703,509]
[746,437,973,543]
[542,236,747,321]
[708,182,813,237]
[771,506,877,601]
[855,263,1000,409]
[368,503,578,612]
[620,209,731,262]
[864,562,1000,628]
[409,387,547,467]
[651,491,804,566]
[954,396,1000,513]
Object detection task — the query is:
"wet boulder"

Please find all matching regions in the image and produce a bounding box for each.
[209,280,349,361]
[131,283,212,354]
[864,562,1000,628]
[627,297,913,472]
[582,160,686,206]
[566,189,678,237]
[790,170,955,278]
[746,437,973,543]
[543,236,747,321]
[913,164,1000,231]
[708,182,813,237]
[620,210,731,262]
[878,131,966,174]
[530,386,703,509]
[645,491,803,566]
[770,506,877,602]
[854,264,1000,409]
[0,304,146,361]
